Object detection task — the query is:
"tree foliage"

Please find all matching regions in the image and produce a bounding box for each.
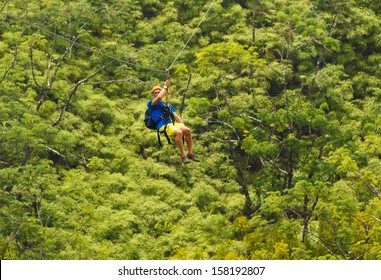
[1,0,381,260]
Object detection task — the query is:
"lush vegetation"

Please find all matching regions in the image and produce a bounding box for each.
[1,0,381,260]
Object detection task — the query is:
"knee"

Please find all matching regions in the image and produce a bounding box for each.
[182,126,191,135]
[175,129,183,137]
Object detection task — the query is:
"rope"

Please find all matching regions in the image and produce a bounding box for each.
[167,0,216,70]
[4,0,217,76]
[3,14,163,73]
[165,69,170,105]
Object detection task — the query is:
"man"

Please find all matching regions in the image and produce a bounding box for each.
[147,80,199,164]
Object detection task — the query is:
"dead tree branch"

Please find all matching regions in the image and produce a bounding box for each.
[0,0,10,13]
[1,27,27,82]
[207,118,241,143]
[32,37,77,111]
[52,64,107,127]
[179,73,192,116]
[1,45,18,82]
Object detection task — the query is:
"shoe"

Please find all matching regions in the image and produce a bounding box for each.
[187,153,200,162]
[182,156,191,164]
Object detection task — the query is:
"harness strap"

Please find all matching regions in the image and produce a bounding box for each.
[157,130,162,148]
[162,124,171,145]
[156,104,173,147]
[156,125,171,148]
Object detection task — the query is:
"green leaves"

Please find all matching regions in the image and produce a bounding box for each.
[1,0,381,260]
[196,42,259,76]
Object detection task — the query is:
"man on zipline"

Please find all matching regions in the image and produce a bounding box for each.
[147,79,199,164]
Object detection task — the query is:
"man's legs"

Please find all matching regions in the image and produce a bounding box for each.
[181,126,199,162]
[174,129,186,158]
[164,123,199,163]
[181,126,193,155]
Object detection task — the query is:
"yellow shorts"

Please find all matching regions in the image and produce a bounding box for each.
[159,122,184,138]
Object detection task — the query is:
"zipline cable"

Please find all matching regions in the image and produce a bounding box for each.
[163,0,216,102]
[3,13,163,73]
[166,0,216,71]
[4,0,217,77]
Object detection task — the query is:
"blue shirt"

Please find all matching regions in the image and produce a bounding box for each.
[147,100,175,130]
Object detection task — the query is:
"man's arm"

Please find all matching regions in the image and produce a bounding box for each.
[151,79,170,106]
[172,112,183,124]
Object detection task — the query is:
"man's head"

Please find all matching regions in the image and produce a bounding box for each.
[151,85,162,95]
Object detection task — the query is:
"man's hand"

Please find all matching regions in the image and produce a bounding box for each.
[164,79,170,89]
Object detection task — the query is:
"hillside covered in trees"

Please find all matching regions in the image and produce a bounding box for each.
[1,0,381,260]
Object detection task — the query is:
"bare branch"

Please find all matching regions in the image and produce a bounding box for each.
[34,37,76,111]
[1,45,18,82]
[305,224,341,259]
[66,25,85,60]
[210,136,239,143]
[263,156,288,174]
[1,26,27,82]
[179,73,192,116]
[311,37,330,51]
[52,64,108,127]
[0,0,10,13]
[207,118,241,142]
[29,45,41,88]
[49,44,71,87]
[370,215,381,224]
[47,147,67,158]
[234,113,262,124]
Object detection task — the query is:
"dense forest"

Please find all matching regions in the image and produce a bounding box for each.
[1,0,381,260]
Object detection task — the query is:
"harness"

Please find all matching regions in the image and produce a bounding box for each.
[157,104,174,147]
[156,69,173,147]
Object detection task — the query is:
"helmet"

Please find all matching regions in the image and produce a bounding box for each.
[151,85,162,93]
